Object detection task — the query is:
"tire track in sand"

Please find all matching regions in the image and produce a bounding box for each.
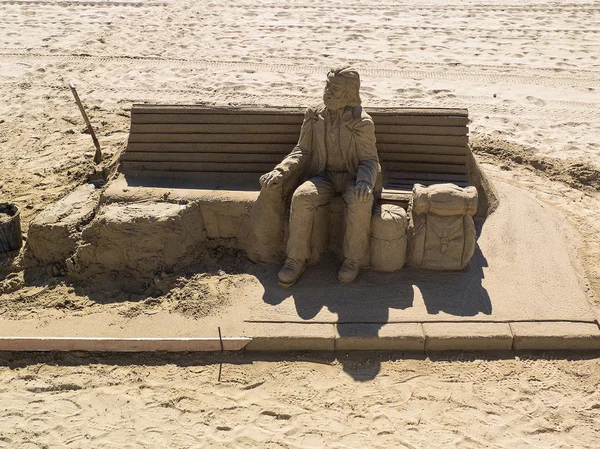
[0,79,597,122]
[0,0,170,6]
[0,52,599,89]
[208,2,600,13]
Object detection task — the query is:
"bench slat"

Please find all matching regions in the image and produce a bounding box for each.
[381,162,468,175]
[377,143,467,155]
[130,123,467,137]
[121,161,275,173]
[130,123,301,135]
[380,190,412,202]
[372,115,469,127]
[122,161,467,176]
[376,134,468,146]
[125,142,468,156]
[127,134,300,144]
[125,143,292,154]
[380,153,466,164]
[132,114,304,125]
[121,151,466,166]
[131,113,468,127]
[121,152,284,164]
[128,133,467,146]
[376,125,467,136]
[386,172,469,182]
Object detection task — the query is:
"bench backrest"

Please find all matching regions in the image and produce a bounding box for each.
[121,105,470,191]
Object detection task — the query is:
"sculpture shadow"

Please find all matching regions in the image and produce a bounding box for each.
[257,233,491,380]
[260,247,491,323]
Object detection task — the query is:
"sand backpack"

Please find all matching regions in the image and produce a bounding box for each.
[409,183,478,270]
[370,204,408,272]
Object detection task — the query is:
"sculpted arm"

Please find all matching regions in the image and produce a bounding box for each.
[259,109,314,190]
[353,117,379,202]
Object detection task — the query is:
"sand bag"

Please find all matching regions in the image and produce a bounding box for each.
[412,183,478,217]
[410,184,477,270]
[370,204,408,272]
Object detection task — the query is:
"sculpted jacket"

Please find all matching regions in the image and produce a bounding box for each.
[273,105,382,193]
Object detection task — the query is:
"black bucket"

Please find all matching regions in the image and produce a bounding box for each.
[0,203,23,253]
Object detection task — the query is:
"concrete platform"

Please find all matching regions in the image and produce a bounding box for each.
[1,181,599,352]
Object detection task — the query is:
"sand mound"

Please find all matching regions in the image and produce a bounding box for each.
[472,136,600,191]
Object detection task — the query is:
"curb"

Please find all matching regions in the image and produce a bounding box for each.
[1,321,599,352]
[0,337,251,352]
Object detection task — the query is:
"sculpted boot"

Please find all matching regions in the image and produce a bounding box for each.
[338,258,360,283]
[278,258,307,288]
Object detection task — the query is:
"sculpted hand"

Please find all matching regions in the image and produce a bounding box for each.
[355,181,373,202]
[259,170,284,190]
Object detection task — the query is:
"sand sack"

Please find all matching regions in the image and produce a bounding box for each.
[410,183,477,270]
[412,183,478,217]
[370,204,408,272]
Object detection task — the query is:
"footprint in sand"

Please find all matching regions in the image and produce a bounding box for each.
[526,96,546,107]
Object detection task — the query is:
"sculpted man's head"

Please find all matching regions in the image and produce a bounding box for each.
[323,67,361,111]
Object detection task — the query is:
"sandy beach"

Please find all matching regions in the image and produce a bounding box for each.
[1,0,600,447]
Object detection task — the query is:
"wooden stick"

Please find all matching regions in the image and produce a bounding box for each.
[218,327,224,352]
[69,83,103,164]
[218,327,224,382]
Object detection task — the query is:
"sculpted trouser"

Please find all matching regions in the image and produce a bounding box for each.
[286,172,373,262]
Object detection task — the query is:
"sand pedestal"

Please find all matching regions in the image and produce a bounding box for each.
[25,184,98,267]
[68,201,206,288]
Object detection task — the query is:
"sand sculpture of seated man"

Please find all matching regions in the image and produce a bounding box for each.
[260,67,381,287]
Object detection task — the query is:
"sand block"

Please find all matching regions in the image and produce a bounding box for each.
[244,323,335,351]
[335,323,424,351]
[68,201,205,287]
[25,184,98,267]
[103,174,260,245]
[511,322,600,350]
[423,322,513,351]
[101,173,261,206]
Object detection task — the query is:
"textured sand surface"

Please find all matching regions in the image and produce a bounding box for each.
[1,0,600,447]
[0,352,599,448]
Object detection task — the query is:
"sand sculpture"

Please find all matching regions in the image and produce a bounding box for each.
[259,67,483,286]
[23,69,497,290]
[409,183,478,270]
[260,67,379,286]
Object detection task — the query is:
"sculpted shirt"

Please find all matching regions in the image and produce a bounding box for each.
[325,109,346,172]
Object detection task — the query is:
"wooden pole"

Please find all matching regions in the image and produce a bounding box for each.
[69,83,103,164]
[218,327,224,382]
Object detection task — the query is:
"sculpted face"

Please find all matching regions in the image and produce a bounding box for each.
[323,76,348,111]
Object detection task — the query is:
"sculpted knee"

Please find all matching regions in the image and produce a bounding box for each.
[292,184,319,205]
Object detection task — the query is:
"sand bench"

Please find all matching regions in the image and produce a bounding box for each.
[95,104,495,276]
[117,105,474,206]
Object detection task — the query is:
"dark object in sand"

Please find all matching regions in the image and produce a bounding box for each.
[0,203,22,253]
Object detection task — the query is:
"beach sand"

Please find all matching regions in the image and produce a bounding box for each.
[1,0,600,447]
